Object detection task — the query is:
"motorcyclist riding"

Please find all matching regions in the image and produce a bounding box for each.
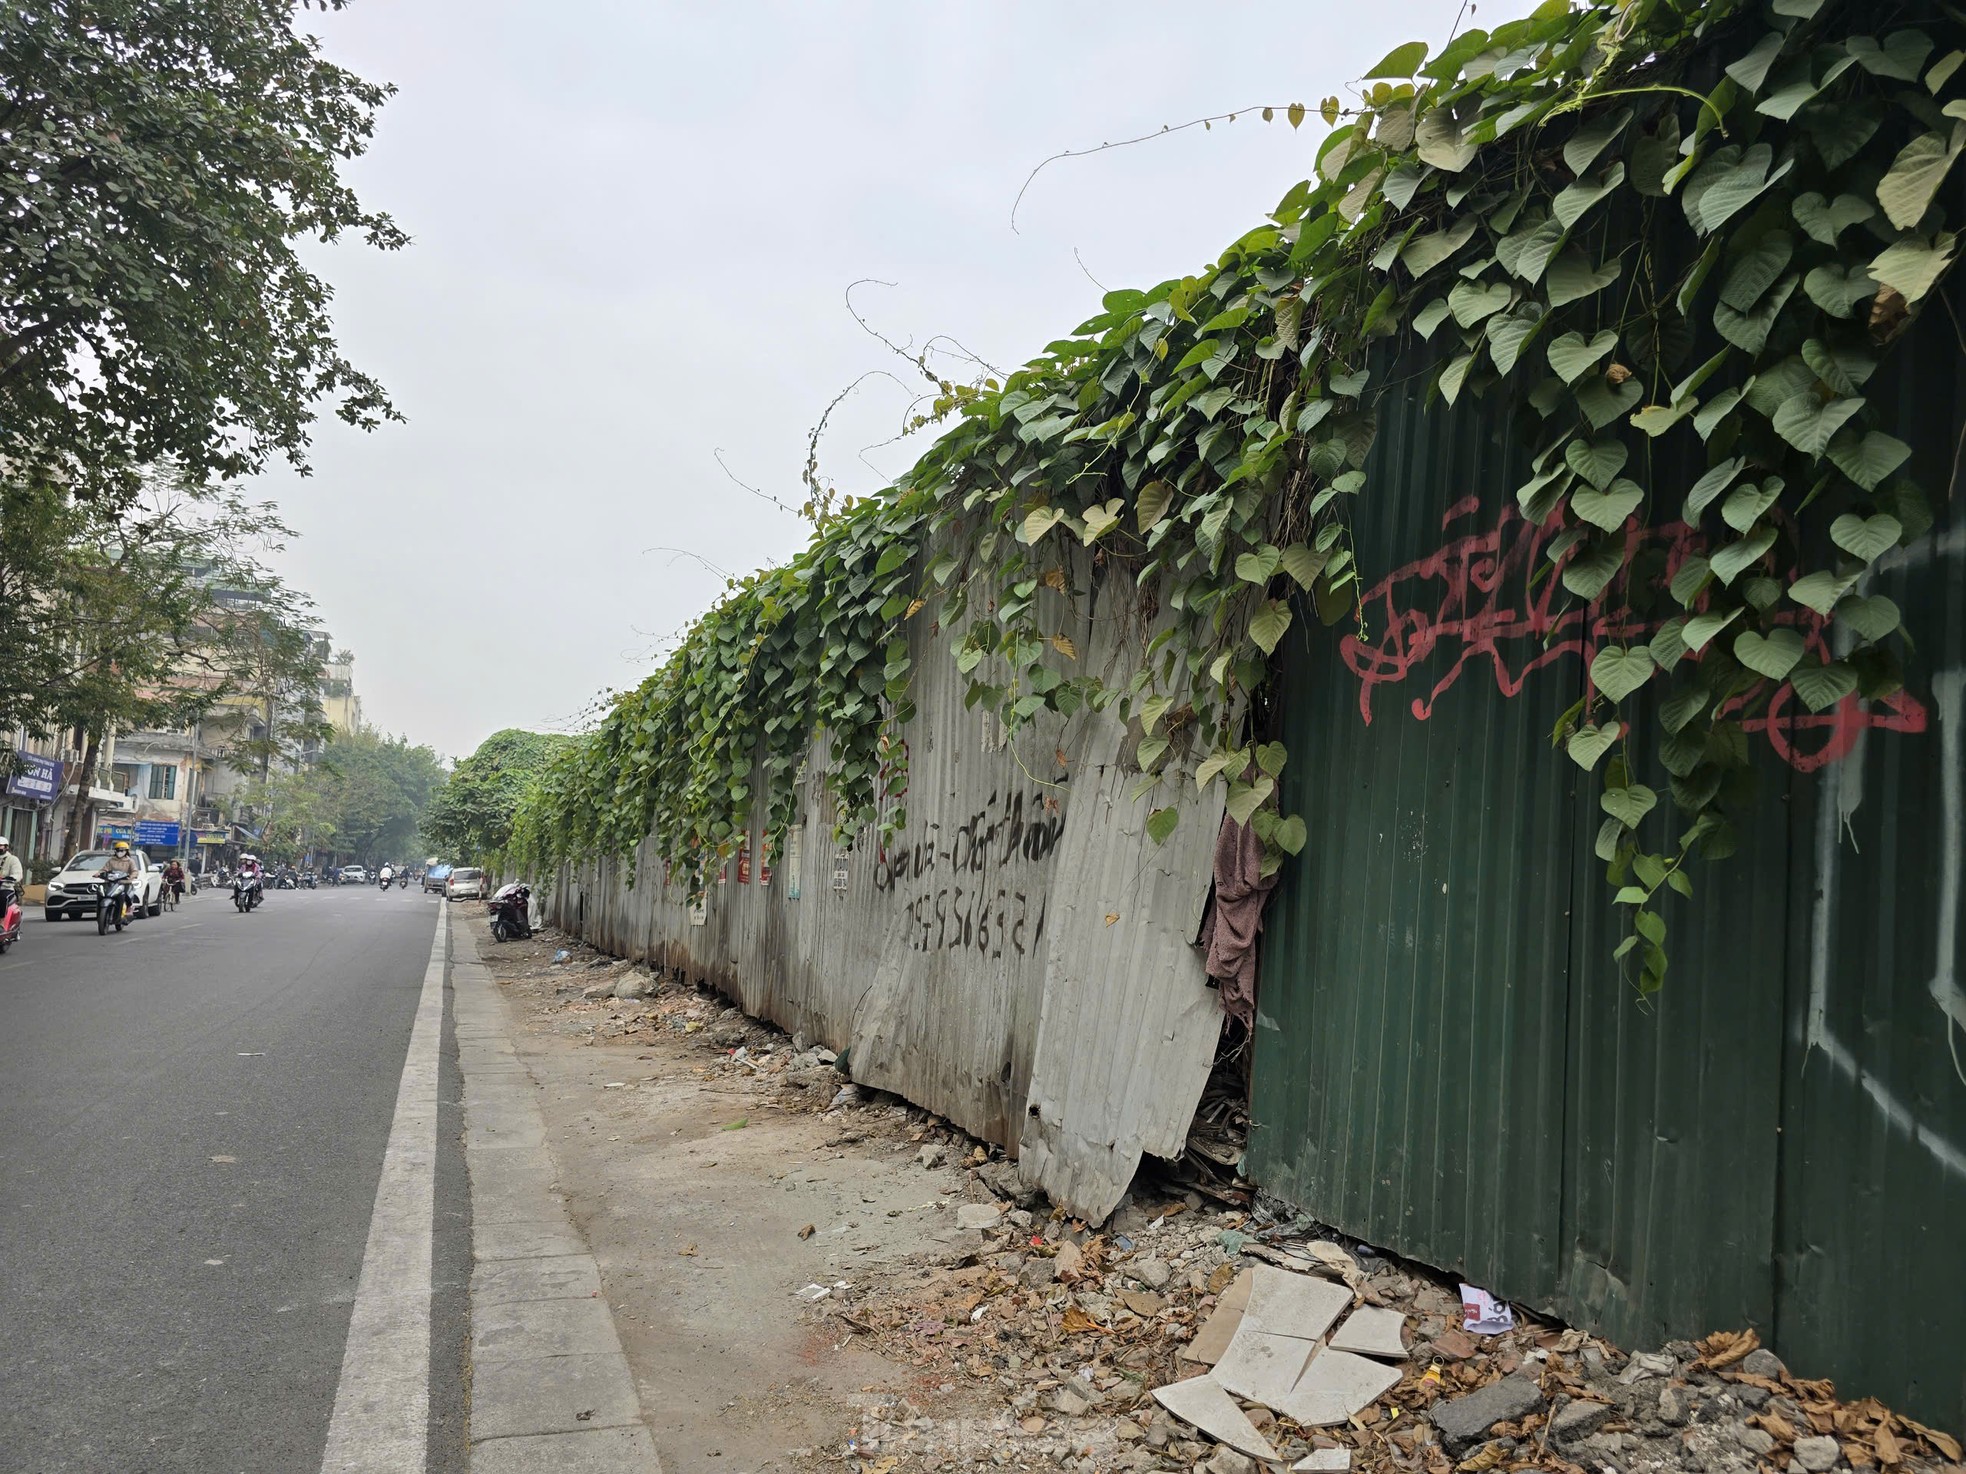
[0,837,24,890]
[100,840,140,924]
[378,862,394,889]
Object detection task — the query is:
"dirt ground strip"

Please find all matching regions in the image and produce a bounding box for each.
[464,915,1965,1474]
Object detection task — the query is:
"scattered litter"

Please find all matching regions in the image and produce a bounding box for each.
[1153,1375,1280,1462]
[551,949,570,964]
[796,1223,815,1240]
[602,1081,625,1089]
[795,1280,852,1302]
[1458,1282,1515,1335]
[209,1155,236,1164]
[954,1203,1002,1231]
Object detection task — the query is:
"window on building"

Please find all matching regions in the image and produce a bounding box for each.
[148,766,176,800]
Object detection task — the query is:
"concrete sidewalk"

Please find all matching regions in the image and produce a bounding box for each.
[454,920,663,1473]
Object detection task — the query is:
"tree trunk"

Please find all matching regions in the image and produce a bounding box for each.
[69,731,101,855]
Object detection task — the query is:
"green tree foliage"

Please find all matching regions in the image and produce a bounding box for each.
[0,468,317,835]
[512,0,1963,990]
[421,729,570,866]
[251,728,446,864]
[0,0,404,502]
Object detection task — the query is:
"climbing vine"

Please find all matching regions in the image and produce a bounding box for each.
[514,0,1962,991]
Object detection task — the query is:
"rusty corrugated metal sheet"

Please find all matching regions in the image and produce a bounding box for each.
[541,554,1228,1217]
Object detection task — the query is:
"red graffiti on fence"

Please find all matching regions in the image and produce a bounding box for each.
[1338,496,1926,772]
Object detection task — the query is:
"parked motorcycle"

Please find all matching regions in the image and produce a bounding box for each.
[276,871,297,890]
[488,883,533,943]
[97,876,134,934]
[299,871,318,890]
[232,875,263,913]
[0,880,22,952]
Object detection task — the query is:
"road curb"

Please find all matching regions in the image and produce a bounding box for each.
[453,914,664,1474]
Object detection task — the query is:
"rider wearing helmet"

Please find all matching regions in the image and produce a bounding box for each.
[0,837,23,889]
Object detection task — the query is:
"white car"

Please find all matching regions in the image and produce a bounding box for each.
[339,865,369,886]
[446,866,486,901]
[44,850,166,921]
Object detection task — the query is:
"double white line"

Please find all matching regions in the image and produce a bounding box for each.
[319,905,448,1472]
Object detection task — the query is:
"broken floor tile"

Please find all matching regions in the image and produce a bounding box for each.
[1152,1376,1281,1463]
[1181,1267,1254,1367]
[1326,1306,1409,1359]
[1291,1348,1402,1419]
[1212,1321,1318,1408]
[1275,1384,1352,1428]
[1242,1265,1351,1342]
[1294,1450,1352,1472]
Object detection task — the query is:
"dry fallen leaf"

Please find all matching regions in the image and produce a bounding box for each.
[1874,1419,1902,1467]
[1061,1306,1111,1335]
[1104,912,1119,926]
[797,1223,815,1240]
[1904,1418,1963,1462]
[677,1243,697,1257]
[1696,1328,1760,1370]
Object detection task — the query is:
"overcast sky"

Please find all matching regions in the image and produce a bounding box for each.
[259,0,1474,760]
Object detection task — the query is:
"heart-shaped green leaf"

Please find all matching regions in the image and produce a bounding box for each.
[1720,229,1795,311]
[1683,607,1743,651]
[1803,262,1878,316]
[1685,458,1744,518]
[1236,546,1282,584]
[1562,539,1625,601]
[1136,480,1173,530]
[1591,645,1657,703]
[1601,782,1658,828]
[1787,570,1856,615]
[1801,337,1876,395]
[1546,249,1622,306]
[1565,438,1629,490]
[1438,353,1476,405]
[1225,774,1276,825]
[1849,31,1936,84]
[1734,628,1806,680]
[1273,814,1308,855]
[1547,329,1618,383]
[1553,162,1625,230]
[1722,478,1782,532]
[1567,723,1622,770]
[1772,393,1864,457]
[1827,430,1910,490]
[1870,232,1957,304]
[1830,511,1903,561]
[1789,659,1860,712]
[1485,308,1544,375]
[1660,686,1710,734]
[1246,598,1293,655]
[1449,279,1512,327]
[1792,191,1875,244]
[1670,555,1712,608]
[1715,275,1798,353]
[1411,298,1453,340]
[1576,374,1642,428]
[1572,479,1644,531]
[1651,616,1689,669]
[1497,214,1565,282]
[1878,126,1966,230]
[1563,108,1633,176]
[1145,807,1179,844]
[1836,593,1902,641]
[1402,215,1480,278]
[1021,506,1065,544]
[1277,543,1327,591]
[1712,526,1777,585]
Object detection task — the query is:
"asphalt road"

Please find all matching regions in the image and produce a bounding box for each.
[0,884,470,1474]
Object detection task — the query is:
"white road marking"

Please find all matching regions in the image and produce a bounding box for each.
[318,904,447,1473]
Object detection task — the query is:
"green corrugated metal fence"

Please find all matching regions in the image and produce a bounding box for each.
[1248,294,1966,1433]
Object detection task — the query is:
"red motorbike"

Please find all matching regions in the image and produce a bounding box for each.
[0,880,20,952]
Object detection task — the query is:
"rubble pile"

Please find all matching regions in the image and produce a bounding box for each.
[482,925,1964,1474]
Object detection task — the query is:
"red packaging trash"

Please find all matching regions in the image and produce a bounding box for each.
[1459,1283,1516,1335]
